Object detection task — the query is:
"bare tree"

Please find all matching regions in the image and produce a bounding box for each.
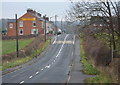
[66,0,120,57]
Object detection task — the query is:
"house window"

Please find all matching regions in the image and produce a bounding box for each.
[31,29,38,34]
[9,23,13,28]
[33,21,36,27]
[20,21,23,27]
[41,22,44,28]
[19,29,23,35]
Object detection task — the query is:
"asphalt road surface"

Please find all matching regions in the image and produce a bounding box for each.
[2,34,76,84]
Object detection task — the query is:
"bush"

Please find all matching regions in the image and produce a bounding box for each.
[83,35,112,66]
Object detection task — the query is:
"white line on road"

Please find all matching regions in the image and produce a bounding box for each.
[46,65,51,68]
[35,71,39,75]
[20,81,24,84]
[52,36,57,44]
[29,76,33,79]
[73,35,75,44]
[45,66,47,68]
[67,76,71,83]
[55,34,69,59]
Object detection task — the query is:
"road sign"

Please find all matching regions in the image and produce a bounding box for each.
[21,18,36,21]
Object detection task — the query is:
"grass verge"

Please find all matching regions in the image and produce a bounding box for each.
[2,40,50,71]
[85,73,112,83]
[80,38,99,75]
[80,36,112,83]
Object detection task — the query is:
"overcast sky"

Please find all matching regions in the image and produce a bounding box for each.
[1,0,119,20]
[2,2,71,21]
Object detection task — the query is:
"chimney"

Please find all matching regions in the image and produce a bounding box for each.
[37,13,41,17]
[33,10,36,14]
[27,8,33,13]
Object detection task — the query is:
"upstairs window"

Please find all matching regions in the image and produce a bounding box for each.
[33,21,36,27]
[20,21,23,27]
[9,23,13,28]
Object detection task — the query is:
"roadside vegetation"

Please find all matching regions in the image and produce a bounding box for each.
[80,38,99,75]
[66,0,119,84]
[2,39,50,71]
[80,36,113,83]
[2,38,34,55]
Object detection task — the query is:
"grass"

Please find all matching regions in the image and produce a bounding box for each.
[2,38,34,55]
[80,38,99,75]
[2,40,50,71]
[85,74,112,84]
[80,34,113,83]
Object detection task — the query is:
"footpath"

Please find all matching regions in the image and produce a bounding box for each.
[68,37,95,83]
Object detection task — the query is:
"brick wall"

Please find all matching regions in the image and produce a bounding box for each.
[7,12,44,36]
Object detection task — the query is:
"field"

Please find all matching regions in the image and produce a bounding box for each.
[1,38,34,55]
[2,40,50,70]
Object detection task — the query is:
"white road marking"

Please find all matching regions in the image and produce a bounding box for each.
[67,76,71,83]
[47,65,51,68]
[73,35,75,44]
[35,71,39,75]
[55,34,69,59]
[29,76,33,79]
[20,81,24,84]
[45,66,47,68]
[53,37,57,44]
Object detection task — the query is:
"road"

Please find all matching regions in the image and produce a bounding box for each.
[2,34,76,84]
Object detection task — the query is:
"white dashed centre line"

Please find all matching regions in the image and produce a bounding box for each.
[35,71,39,75]
[29,76,33,79]
[20,81,24,84]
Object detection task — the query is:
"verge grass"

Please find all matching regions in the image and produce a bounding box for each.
[80,35,112,83]
[2,40,50,71]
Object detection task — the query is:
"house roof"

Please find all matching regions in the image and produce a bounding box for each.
[8,19,16,23]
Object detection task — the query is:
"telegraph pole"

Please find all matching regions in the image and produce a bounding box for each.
[44,15,46,42]
[55,15,58,34]
[15,14,19,57]
[61,19,62,29]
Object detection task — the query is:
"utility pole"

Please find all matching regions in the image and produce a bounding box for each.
[44,15,46,42]
[15,14,19,57]
[55,15,58,34]
[61,19,62,29]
